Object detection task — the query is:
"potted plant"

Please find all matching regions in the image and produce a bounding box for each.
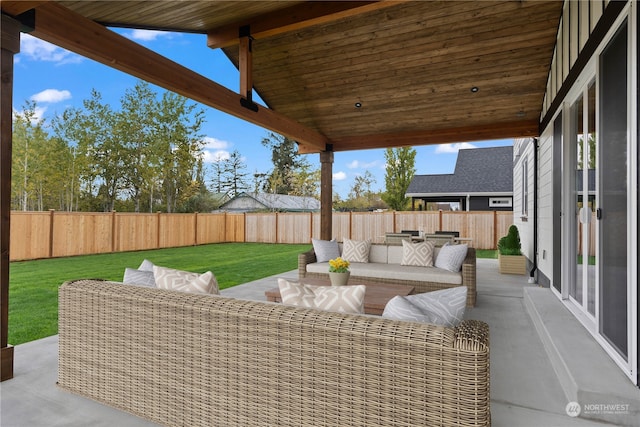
[328,257,350,286]
[497,225,526,275]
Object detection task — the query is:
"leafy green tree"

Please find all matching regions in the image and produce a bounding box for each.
[382,147,416,211]
[153,91,205,212]
[261,132,310,194]
[117,81,160,212]
[345,171,377,211]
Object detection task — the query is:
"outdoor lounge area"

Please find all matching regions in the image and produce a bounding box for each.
[1,258,638,426]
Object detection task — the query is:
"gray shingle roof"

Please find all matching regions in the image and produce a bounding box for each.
[406,146,513,196]
[220,192,320,212]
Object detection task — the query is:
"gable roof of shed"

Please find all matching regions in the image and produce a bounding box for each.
[406,146,513,196]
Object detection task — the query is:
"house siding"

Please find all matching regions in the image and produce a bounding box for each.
[531,0,637,385]
[512,138,534,266]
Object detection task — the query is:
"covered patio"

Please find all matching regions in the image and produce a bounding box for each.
[2,1,639,426]
[2,259,638,426]
[0,0,563,381]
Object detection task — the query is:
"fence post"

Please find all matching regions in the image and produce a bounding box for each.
[309,212,313,241]
[493,210,498,250]
[156,211,162,249]
[48,209,55,258]
[275,212,279,244]
[438,210,443,231]
[194,212,198,246]
[111,210,117,253]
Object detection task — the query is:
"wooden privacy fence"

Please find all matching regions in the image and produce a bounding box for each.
[10,210,513,261]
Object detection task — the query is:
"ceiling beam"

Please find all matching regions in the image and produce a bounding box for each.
[28,2,329,152]
[300,120,540,154]
[1,1,47,17]
[207,1,406,50]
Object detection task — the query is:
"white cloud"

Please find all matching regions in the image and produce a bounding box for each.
[435,142,477,154]
[203,150,230,163]
[333,171,347,180]
[20,34,81,64]
[30,89,71,104]
[347,159,380,169]
[126,29,171,42]
[203,137,231,150]
[201,137,232,163]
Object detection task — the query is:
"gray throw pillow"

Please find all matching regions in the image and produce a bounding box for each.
[123,268,156,287]
[311,238,340,263]
[434,243,468,272]
[138,259,155,272]
[382,286,467,328]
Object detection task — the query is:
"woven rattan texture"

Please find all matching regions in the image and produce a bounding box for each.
[299,247,477,307]
[59,280,489,427]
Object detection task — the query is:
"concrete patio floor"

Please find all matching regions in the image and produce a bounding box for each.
[1,259,638,426]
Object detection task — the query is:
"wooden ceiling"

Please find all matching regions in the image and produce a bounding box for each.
[2,1,563,154]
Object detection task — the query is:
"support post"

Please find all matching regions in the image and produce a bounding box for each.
[1,13,21,382]
[238,26,258,112]
[319,151,333,241]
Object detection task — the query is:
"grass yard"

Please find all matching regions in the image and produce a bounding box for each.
[9,242,310,345]
[9,243,498,345]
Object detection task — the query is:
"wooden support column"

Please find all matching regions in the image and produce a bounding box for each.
[319,151,333,241]
[1,13,20,382]
[238,26,258,112]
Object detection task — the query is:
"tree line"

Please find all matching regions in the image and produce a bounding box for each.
[12,80,416,213]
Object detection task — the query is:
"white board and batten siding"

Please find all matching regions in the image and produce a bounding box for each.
[512,138,535,264]
[542,0,609,118]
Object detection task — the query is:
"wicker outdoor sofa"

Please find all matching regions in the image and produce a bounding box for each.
[58,279,490,427]
[299,243,478,307]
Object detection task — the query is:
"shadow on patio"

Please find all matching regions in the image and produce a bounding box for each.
[1,259,638,426]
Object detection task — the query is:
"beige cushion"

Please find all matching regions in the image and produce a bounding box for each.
[278,278,365,314]
[342,238,371,263]
[153,266,219,295]
[401,239,435,267]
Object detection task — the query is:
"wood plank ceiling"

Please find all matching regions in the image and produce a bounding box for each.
[6,1,563,154]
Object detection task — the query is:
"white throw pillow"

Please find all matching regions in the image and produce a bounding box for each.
[382,286,467,327]
[153,266,219,295]
[342,238,371,263]
[401,239,435,267]
[311,238,341,263]
[278,279,365,314]
[434,243,468,272]
[123,268,156,287]
[138,259,155,272]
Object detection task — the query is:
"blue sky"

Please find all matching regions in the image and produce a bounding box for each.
[14,29,513,198]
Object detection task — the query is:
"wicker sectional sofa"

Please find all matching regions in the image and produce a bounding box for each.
[58,279,490,427]
[299,243,477,306]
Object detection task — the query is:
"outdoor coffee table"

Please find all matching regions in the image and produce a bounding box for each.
[265,278,415,315]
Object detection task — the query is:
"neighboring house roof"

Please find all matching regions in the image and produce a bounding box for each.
[406,146,513,197]
[219,192,321,212]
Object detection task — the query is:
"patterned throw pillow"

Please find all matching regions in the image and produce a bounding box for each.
[138,259,155,272]
[278,279,365,314]
[123,268,156,287]
[434,243,468,272]
[342,238,371,263]
[401,239,435,267]
[312,238,341,263]
[153,266,219,295]
[382,286,467,328]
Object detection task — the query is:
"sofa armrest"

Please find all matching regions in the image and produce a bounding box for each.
[298,248,316,278]
[455,319,489,352]
[461,247,477,306]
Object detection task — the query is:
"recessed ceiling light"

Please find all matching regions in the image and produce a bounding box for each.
[355,102,362,108]
[516,110,526,117]
[470,86,479,93]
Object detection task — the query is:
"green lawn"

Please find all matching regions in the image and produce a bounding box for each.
[8,242,310,345]
[9,243,498,345]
